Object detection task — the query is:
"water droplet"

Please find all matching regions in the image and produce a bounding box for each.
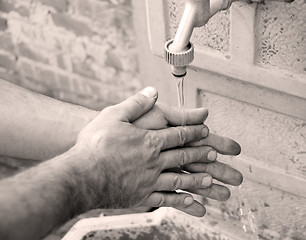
[239,208,244,216]
[236,185,260,239]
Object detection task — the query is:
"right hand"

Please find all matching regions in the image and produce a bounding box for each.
[73,87,215,217]
[133,102,243,202]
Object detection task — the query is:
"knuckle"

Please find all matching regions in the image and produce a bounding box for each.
[146,131,160,148]
[173,195,184,207]
[176,128,187,146]
[102,106,115,116]
[172,175,180,191]
[144,131,161,159]
[133,96,146,113]
[186,127,199,143]
[177,149,187,166]
[157,193,165,207]
[186,175,197,188]
[191,176,198,187]
[194,150,202,163]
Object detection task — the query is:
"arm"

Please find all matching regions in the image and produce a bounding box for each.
[0,87,213,239]
[0,79,239,160]
[0,147,88,240]
[0,79,242,202]
[0,79,98,160]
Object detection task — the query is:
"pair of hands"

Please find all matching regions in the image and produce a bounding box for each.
[74,87,243,217]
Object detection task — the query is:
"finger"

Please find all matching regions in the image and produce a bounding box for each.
[186,133,241,155]
[153,125,209,150]
[158,103,209,126]
[187,184,231,201]
[113,86,158,122]
[174,200,206,217]
[143,192,192,207]
[143,192,206,217]
[133,105,169,130]
[183,161,243,186]
[159,146,217,170]
[153,173,212,191]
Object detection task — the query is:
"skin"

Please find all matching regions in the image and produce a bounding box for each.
[0,80,242,201]
[134,103,242,201]
[0,81,243,239]
[0,79,98,160]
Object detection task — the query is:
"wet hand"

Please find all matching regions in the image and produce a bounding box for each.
[134,103,241,155]
[182,134,243,201]
[169,134,243,202]
[74,87,212,216]
[181,161,243,201]
[133,102,209,130]
[134,102,243,202]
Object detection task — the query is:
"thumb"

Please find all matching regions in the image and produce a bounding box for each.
[116,86,158,122]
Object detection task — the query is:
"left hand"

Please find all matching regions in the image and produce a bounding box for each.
[133,103,243,201]
[133,103,241,155]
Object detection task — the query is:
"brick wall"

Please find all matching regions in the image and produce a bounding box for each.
[0,0,141,110]
[0,2,142,236]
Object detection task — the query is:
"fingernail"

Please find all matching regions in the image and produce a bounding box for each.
[202,176,212,187]
[184,197,194,206]
[140,86,157,98]
[202,127,209,137]
[207,150,217,161]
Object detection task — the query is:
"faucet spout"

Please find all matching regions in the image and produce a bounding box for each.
[170,0,234,53]
[165,0,235,77]
[169,0,208,53]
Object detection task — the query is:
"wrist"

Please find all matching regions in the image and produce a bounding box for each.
[64,145,106,213]
[54,107,99,156]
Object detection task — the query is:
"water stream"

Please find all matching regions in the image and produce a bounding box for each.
[175,76,186,126]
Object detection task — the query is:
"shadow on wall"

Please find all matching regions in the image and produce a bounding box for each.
[0,0,141,110]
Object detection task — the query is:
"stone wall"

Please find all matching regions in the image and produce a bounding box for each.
[0,0,141,110]
[134,0,306,239]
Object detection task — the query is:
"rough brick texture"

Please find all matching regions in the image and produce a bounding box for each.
[0,1,142,238]
[0,0,141,110]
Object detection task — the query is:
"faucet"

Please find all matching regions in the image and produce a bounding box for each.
[165,0,236,77]
[164,0,295,77]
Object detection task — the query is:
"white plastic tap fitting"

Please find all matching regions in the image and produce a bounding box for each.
[164,39,194,77]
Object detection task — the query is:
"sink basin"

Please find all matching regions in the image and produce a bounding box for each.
[62,207,250,240]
